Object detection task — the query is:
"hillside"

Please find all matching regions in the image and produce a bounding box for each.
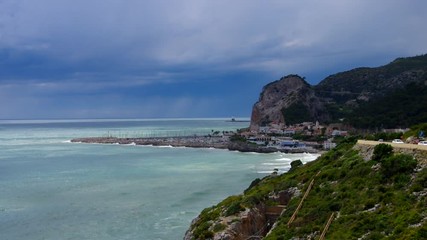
[250,54,427,130]
[316,54,427,102]
[184,140,427,239]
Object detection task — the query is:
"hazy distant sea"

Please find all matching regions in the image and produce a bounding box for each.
[0,119,319,240]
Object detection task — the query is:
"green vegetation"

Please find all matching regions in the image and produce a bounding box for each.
[281,101,312,125]
[312,54,427,129]
[189,138,427,239]
[364,132,403,141]
[229,134,247,142]
[380,154,417,179]
[290,159,303,171]
[292,132,327,142]
[362,122,427,142]
[318,81,427,129]
[372,143,393,162]
[347,82,427,129]
[404,122,427,139]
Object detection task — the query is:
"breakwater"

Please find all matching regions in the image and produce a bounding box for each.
[71,136,229,149]
[71,136,318,154]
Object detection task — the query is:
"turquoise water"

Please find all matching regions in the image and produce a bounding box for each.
[0,119,319,240]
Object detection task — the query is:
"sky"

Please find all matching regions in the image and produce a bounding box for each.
[1,0,426,119]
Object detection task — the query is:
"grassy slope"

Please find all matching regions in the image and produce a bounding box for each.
[190,139,427,239]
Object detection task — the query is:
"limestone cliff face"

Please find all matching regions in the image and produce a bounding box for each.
[183,188,298,240]
[250,75,325,131]
[184,205,267,240]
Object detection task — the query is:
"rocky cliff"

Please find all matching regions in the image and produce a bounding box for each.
[184,187,300,240]
[249,75,325,131]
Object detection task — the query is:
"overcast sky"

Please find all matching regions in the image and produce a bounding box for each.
[1,0,426,119]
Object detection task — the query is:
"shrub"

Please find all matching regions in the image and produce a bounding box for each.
[290,160,303,171]
[229,134,247,142]
[242,194,263,207]
[411,168,427,192]
[212,223,226,232]
[329,202,342,211]
[366,231,385,240]
[415,168,427,188]
[381,154,417,178]
[372,144,393,162]
[244,178,262,194]
[193,221,214,240]
[225,201,244,216]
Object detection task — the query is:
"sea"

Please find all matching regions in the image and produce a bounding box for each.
[0,118,319,240]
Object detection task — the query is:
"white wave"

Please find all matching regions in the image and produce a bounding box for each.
[157,145,174,148]
[274,157,292,162]
[301,155,320,162]
[139,144,154,147]
[256,170,289,174]
[242,151,261,155]
[257,170,276,174]
[262,162,290,166]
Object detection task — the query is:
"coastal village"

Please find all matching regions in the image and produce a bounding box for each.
[242,120,347,151]
[242,120,414,150]
[72,119,416,154]
[72,120,338,153]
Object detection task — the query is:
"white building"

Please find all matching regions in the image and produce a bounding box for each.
[323,140,337,150]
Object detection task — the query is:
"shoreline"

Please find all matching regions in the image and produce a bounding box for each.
[70,136,319,154]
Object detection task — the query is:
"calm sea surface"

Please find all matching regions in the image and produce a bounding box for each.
[0,119,319,240]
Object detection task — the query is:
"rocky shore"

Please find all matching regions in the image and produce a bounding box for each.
[70,136,318,154]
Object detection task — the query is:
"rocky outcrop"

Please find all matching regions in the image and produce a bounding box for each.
[250,75,325,131]
[184,205,267,240]
[184,187,300,240]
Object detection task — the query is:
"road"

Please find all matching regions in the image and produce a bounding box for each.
[357,140,427,151]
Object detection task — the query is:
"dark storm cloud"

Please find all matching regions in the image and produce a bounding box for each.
[1,0,427,118]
